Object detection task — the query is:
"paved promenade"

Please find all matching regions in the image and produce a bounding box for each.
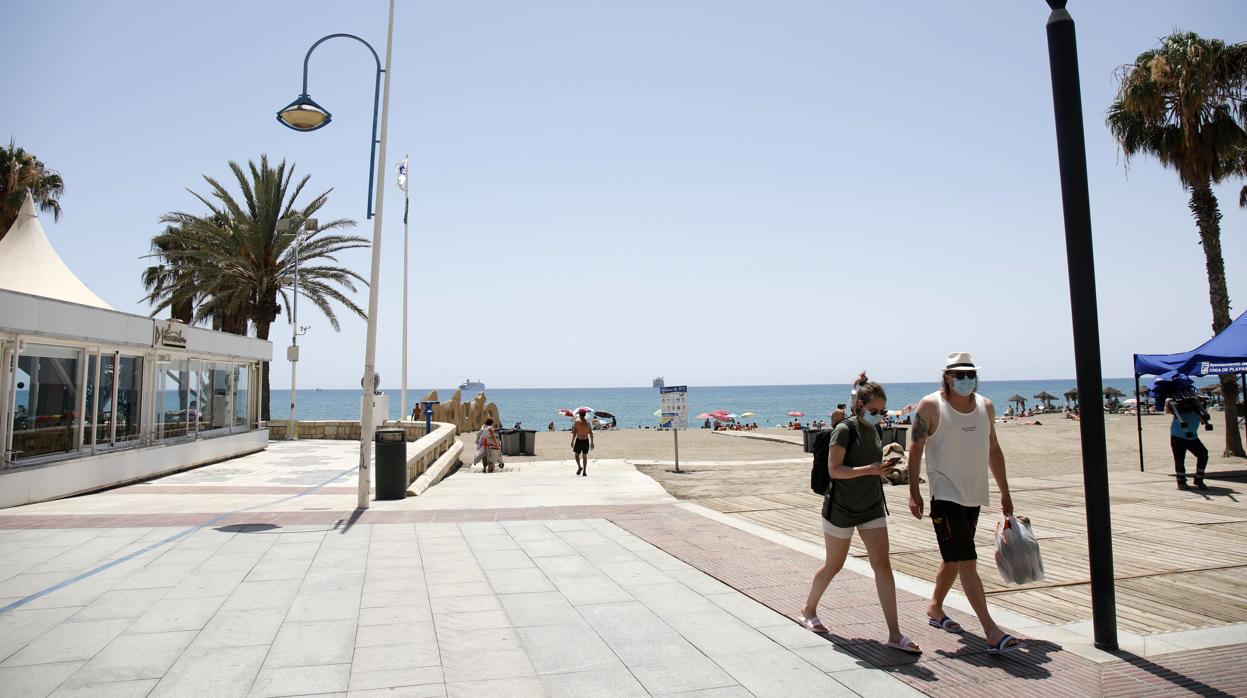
[0,441,1243,696]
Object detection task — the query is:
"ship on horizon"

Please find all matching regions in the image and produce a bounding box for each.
[652,376,664,388]
[459,378,485,392]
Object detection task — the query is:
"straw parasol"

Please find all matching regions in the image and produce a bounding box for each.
[1103,387,1125,402]
[1064,388,1078,406]
[1008,394,1027,412]
[1033,391,1059,410]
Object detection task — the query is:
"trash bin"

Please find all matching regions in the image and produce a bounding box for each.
[500,429,523,456]
[374,428,407,500]
[518,429,537,456]
[803,428,829,454]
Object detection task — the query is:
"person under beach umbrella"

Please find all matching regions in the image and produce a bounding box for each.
[1008,395,1027,413]
[1033,391,1059,410]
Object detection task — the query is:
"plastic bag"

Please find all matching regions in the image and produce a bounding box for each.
[994,515,1045,585]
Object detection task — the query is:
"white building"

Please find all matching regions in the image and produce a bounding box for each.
[0,193,270,509]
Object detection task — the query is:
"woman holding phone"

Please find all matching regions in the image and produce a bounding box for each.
[798,376,920,654]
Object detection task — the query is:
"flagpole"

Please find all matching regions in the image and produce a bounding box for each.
[399,155,409,423]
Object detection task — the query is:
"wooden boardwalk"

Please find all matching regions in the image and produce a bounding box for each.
[654,463,1247,635]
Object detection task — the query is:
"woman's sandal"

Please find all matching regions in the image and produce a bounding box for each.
[885,636,922,654]
[928,616,964,634]
[798,613,829,633]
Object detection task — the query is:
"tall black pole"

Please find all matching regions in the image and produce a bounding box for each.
[1043,0,1118,651]
[1134,372,1144,472]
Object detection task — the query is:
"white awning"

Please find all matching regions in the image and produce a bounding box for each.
[0,193,111,310]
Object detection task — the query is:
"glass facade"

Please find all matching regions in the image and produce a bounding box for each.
[11,344,82,460]
[234,364,250,429]
[2,337,258,467]
[156,357,192,441]
[115,356,143,443]
[196,362,232,434]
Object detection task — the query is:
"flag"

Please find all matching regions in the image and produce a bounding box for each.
[395,157,409,193]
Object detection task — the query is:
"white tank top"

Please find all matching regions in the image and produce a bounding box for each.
[924,392,991,507]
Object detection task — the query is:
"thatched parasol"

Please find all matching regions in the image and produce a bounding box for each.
[1103,386,1126,399]
[1033,391,1059,409]
[1064,388,1078,406]
[1008,394,1027,412]
[1198,384,1221,395]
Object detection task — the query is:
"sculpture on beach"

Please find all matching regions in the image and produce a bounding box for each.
[413,389,501,434]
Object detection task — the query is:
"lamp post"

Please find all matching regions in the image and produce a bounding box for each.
[277,0,396,510]
[1042,0,1117,651]
[277,216,317,440]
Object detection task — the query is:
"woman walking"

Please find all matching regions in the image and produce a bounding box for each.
[799,377,920,654]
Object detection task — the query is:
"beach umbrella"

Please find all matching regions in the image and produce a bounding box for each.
[740,412,755,417]
[1103,387,1125,398]
[575,406,595,414]
[787,411,805,417]
[556,408,574,417]
[594,411,616,419]
[695,412,712,419]
[1033,391,1058,409]
[899,402,918,415]
[1064,388,1078,406]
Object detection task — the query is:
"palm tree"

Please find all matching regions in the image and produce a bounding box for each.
[1107,31,1247,458]
[0,139,64,239]
[155,156,369,420]
[142,223,200,325]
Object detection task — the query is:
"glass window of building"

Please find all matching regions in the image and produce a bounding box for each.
[85,352,115,448]
[197,362,231,433]
[11,344,82,460]
[114,356,143,443]
[156,356,191,440]
[234,364,251,429]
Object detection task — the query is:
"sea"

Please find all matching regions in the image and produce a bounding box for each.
[269,377,1188,429]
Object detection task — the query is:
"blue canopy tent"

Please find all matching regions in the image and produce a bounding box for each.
[1132,310,1247,471]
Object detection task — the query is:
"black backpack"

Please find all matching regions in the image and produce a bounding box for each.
[809,420,884,496]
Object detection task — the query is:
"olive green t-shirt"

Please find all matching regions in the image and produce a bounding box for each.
[822,419,887,528]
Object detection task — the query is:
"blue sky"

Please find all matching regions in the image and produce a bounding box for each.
[3,0,1245,388]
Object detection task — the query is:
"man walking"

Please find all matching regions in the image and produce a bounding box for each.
[906,352,1022,654]
[571,408,594,476]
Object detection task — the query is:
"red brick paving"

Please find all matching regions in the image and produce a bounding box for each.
[605,505,1247,697]
[0,504,666,529]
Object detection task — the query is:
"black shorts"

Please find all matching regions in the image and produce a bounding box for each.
[930,499,981,562]
[573,438,590,455]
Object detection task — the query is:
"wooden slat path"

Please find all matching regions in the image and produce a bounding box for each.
[692,467,1247,634]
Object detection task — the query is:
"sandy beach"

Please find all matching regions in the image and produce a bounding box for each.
[464,412,1244,479]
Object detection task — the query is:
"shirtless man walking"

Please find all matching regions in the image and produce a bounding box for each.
[906,352,1022,654]
[571,408,594,476]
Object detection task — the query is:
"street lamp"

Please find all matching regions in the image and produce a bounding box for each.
[277,216,318,441]
[276,0,396,509]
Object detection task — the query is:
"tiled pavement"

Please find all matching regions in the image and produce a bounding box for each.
[1,441,1244,696]
[606,505,1247,697]
[0,517,921,697]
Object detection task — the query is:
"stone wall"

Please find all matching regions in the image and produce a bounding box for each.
[266,420,458,490]
[267,420,430,441]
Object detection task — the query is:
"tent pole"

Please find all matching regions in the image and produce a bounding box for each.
[1135,372,1144,472]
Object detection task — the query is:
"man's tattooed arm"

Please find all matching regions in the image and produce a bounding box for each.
[911,411,929,441]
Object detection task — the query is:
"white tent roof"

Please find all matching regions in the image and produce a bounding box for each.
[0,193,111,309]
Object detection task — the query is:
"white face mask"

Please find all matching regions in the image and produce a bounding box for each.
[952,377,978,397]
